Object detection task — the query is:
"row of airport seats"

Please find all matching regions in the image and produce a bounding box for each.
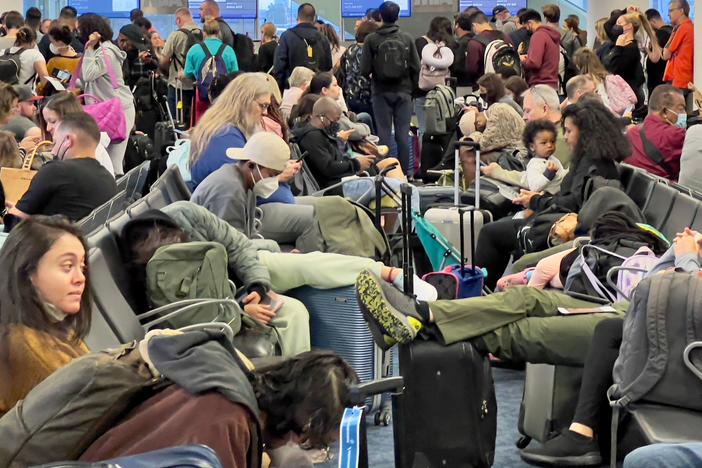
[619,163,702,240]
[519,164,702,461]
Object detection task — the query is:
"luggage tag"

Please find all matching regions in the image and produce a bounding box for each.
[338,406,368,468]
[304,39,313,58]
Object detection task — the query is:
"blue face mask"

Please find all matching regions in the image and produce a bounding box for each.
[675,112,687,130]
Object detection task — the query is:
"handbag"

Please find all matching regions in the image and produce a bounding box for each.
[232,315,283,358]
[69,48,127,143]
[0,140,52,205]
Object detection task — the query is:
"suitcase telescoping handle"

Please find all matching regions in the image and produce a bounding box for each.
[458,206,477,273]
[401,183,414,296]
[454,140,481,209]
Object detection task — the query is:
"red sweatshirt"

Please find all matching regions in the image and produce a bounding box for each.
[522,25,561,88]
[625,113,686,180]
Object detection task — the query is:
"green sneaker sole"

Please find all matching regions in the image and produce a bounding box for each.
[356,270,419,346]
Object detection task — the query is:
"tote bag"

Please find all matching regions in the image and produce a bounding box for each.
[0,140,52,205]
[70,48,127,143]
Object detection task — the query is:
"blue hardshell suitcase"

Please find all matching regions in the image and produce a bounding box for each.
[32,444,222,468]
[287,285,393,422]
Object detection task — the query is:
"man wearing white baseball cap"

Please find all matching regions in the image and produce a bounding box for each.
[191,131,316,248]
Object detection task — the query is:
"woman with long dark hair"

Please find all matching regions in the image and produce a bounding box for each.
[474,99,628,290]
[0,216,91,416]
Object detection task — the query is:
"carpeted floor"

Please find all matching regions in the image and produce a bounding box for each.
[320,367,533,467]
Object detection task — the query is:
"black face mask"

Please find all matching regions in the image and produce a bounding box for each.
[126,48,139,60]
[326,121,341,136]
[611,25,624,37]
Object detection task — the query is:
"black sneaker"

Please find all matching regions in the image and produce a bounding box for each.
[355,269,425,349]
[520,430,602,467]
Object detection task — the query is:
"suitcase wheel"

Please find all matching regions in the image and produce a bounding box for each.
[516,435,532,449]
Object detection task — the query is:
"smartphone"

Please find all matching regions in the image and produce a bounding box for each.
[55,69,71,81]
[260,293,282,311]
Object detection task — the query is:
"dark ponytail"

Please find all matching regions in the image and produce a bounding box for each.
[14,26,37,46]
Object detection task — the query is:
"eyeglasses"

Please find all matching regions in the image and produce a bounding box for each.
[255,101,271,112]
[668,6,682,12]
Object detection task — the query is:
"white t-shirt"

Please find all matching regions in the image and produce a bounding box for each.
[96,132,116,177]
[1,46,45,88]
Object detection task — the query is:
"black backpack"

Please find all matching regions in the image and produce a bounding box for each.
[0,48,28,85]
[473,34,522,78]
[373,33,409,82]
[339,44,371,107]
[562,211,669,301]
[289,28,327,72]
[232,33,255,72]
[173,27,204,70]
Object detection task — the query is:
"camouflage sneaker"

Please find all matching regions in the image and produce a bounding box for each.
[355,269,425,349]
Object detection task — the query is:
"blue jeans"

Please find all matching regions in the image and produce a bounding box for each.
[167,85,194,129]
[355,112,375,135]
[624,443,702,468]
[372,91,413,174]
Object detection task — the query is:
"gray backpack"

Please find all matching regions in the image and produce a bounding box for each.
[146,241,241,334]
[0,343,159,466]
[607,272,702,463]
[424,85,456,136]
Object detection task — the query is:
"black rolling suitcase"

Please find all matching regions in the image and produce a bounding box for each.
[392,184,498,468]
[394,340,497,468]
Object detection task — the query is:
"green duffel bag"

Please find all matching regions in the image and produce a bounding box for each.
[145,241,242,335]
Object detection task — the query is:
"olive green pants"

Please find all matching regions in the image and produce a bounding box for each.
[429,286,629,365]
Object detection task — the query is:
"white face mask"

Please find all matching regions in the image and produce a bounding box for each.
[252,165,279,199]
[49,43,69,55]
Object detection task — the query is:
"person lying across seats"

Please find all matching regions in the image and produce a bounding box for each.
[79,349,359,468]
[4,113,117,230]
[191,131,317,250]
[354,223,695,372]
[519,227,702,467]
[121,200,438,357]
[0,216,90,417]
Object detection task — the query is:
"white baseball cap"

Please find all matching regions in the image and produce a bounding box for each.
[226,132,290,171]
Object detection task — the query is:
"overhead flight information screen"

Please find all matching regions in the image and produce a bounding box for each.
[69,0,140,18]
[342,0,411,18]
[190,0,258,19]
